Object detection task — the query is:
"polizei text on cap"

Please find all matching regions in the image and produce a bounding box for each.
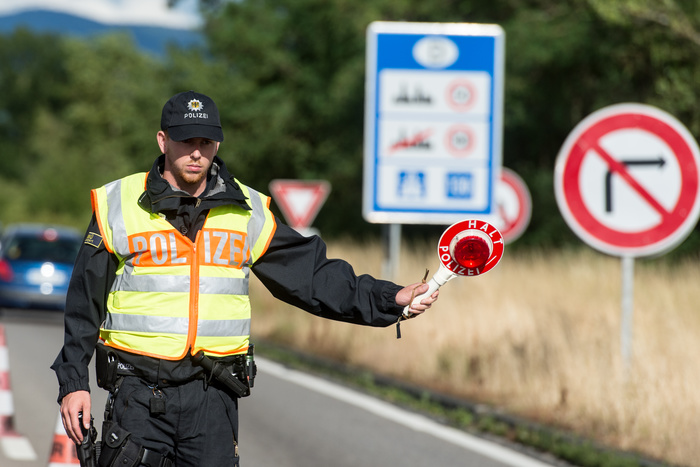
[184,112,209,119]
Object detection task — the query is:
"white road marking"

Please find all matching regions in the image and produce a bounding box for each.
[258,357,553,467]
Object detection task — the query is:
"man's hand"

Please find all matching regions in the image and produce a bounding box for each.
[60,390,91,444]
[396,282,439,316]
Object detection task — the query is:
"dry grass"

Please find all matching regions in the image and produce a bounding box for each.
[250,239,700,466]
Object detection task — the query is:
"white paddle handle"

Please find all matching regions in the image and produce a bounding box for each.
[403,265,456,316]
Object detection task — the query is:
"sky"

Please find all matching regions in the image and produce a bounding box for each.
[0,0,204,29]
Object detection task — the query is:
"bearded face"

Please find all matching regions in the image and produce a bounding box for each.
[158,132,220,196]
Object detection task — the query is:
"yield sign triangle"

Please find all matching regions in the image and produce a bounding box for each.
[269,180,331,230]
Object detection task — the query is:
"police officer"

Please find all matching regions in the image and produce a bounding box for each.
[52,90,438,466]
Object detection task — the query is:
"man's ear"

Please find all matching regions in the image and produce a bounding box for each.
[157,131,168,153]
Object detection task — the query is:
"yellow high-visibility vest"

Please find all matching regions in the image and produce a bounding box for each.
[91,172,276,360]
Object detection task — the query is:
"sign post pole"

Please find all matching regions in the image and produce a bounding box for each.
[620,255,635,370]
[382,224,402,280]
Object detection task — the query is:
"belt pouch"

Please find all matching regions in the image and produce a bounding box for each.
[97,421,140,467]
[95,344,119,391]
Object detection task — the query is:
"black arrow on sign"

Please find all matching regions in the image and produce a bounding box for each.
[605,157,666,213]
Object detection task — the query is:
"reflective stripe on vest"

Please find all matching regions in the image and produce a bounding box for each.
[91,172,276,360]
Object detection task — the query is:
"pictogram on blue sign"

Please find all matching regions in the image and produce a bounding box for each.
[446,173,473,199]
[397,171,427,199]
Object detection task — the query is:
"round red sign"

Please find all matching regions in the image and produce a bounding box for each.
[555,104,700,257]
[446,79,477,112]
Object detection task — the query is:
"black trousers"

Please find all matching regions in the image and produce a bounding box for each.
[111,376,240,466]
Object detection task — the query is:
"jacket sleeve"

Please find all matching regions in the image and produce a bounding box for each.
[50,214,117,403]
[251,219,404,327]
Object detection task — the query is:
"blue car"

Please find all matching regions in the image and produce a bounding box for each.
[0,224,82,311]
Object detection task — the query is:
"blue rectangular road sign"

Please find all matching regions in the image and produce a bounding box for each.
[363,21,505,224]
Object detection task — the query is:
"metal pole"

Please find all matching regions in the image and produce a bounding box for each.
[620,255,635,371]
[382,224,401,280]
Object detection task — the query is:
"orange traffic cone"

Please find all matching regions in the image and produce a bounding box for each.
[0,324,36,460]
[48,412,79,467]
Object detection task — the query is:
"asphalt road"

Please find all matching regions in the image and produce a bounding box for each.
[0,308,555,467]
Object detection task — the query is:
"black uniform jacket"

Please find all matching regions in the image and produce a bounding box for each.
[51,155,404,402]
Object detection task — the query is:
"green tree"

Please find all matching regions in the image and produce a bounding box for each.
[27,34,170,223]
[0,31,170,226]
[0,29,70,180]
[200,0,377,235]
